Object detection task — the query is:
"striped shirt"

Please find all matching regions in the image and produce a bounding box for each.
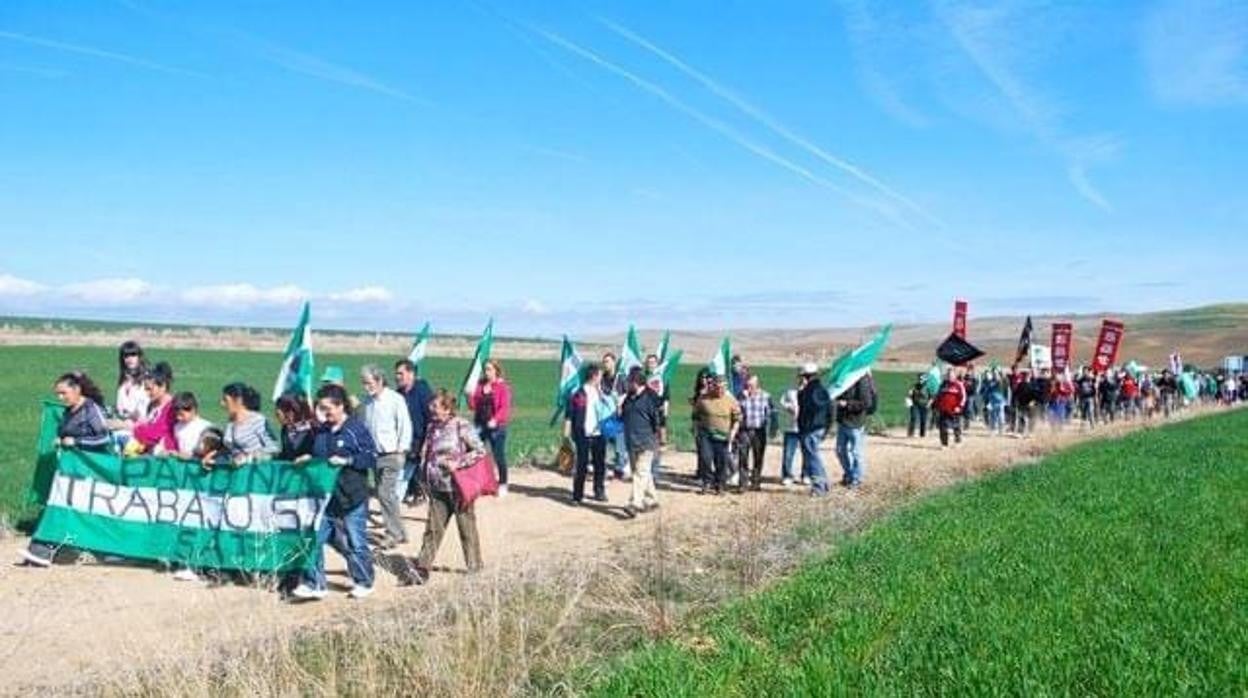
[223,412,278,459]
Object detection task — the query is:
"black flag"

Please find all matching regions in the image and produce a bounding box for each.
[1012,316,1034,367]
[936,332,985,366]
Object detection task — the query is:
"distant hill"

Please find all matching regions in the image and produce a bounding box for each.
[3,303,1245,369]
[597,304,1248,370]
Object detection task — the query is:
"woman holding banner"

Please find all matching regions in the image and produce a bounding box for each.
[18,372,112,567]
[291,384,378,601]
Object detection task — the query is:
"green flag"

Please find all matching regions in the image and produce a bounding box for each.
[550,335,584,425]
[620,324,644,376]
[459,319,495,407]
[708,337,731,378]
[656,348,682,394]
[825,325,892,399]
[27,400,65,507]
[272,302,314,403]
[33,449,338,573]
[654,331,672,363]
[407,322,432,367]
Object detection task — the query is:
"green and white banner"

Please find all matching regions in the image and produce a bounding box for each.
[34,450,338,573]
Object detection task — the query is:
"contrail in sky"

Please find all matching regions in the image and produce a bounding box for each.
[599,18,943,228]
[0,30,209,79]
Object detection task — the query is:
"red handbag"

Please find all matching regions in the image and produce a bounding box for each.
[451,453,499,510]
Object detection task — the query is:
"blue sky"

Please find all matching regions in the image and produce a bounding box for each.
[0,0,1244,336]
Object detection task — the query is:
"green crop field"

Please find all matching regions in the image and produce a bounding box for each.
[0,346,911,524]
[591,409,1248,696]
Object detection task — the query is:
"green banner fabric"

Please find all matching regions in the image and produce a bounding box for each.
[33,450,338,573]
[27,401,65,507]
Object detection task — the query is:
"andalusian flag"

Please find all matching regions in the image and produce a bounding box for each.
[550,335,584,425]
[708,337,731,378]
[459,319,494,406]
[620,325,644,375]
[408,322,432,367]
[651,348,683,396]
[32,450,337,573]
[272,302,314,403]
[654,330,672,363]
[825,325,892,399]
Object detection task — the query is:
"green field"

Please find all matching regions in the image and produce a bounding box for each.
[0,346,911,523]
[591,408,1248,696]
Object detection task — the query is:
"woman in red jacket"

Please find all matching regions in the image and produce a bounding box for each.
[935,368,967,448]
[469,359,513,496]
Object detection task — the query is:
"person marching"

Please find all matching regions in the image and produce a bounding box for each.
[907,373,931,438]
[620,367,662,516]
[737,374,773,491]
[935,368,967,448]
[408,389,486,584]
[566,363,609,504]
[360,364,412,549]
[469,359,513,496]
[692,374,742,495]
[796,363,832,497]
[833,373,875,490]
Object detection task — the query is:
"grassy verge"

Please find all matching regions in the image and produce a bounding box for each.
[592,409,1248,696]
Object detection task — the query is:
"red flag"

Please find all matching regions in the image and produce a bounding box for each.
[1051,322,1073,373]
[1091,320,1125,374]
[952,299,968,339]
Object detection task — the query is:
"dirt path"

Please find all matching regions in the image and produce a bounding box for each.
[0,412,1218,691]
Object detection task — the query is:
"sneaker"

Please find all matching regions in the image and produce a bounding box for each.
[290,584,327,601]
[172,568,201,582]
[497,484,509,498]
[17,548,52,568]
[348,585,375,600]
[799,477,810,486]
[781,478,794,487]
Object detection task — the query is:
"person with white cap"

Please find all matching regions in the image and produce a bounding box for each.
[796,362,832,496]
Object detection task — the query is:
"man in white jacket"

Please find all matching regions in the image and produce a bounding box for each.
[361,364,413,548]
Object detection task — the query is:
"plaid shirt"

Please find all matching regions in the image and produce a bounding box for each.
[740,391,771,429]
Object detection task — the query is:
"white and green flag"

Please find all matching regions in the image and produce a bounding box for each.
[550,335,584,425]
[654,330,672,363]
[620,324,644,376]
[33,449,338,573]
[272,301,314,403]
[407,321,432,367]
[648,348,682,396]
[708,336,732,378]
[459,319,495,406]
[825,325,892,399]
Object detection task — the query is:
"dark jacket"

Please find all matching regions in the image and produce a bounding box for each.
[60,399,112,451]
[908,382,931,406]
[620,388,662,452]
[279,422,316,461]
[797,378,832,434]
[399,378,434,448]
[312,417,377,513]
[835,375,875,428]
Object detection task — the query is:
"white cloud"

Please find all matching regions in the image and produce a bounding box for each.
[328,286,394,304]
[61,277,153,304]
[521,299,551,315]
[0,273,46,297]
[1143,0,1248,107]
[179,283,310,307]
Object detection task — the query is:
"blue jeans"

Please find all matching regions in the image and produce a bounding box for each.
[304,500,375,591]
[401,452,423,500]
[480,427,508,485]
[836,424,866,487]
[799,430,828,494]
[781,432,800,479]
[609,430,628,475]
